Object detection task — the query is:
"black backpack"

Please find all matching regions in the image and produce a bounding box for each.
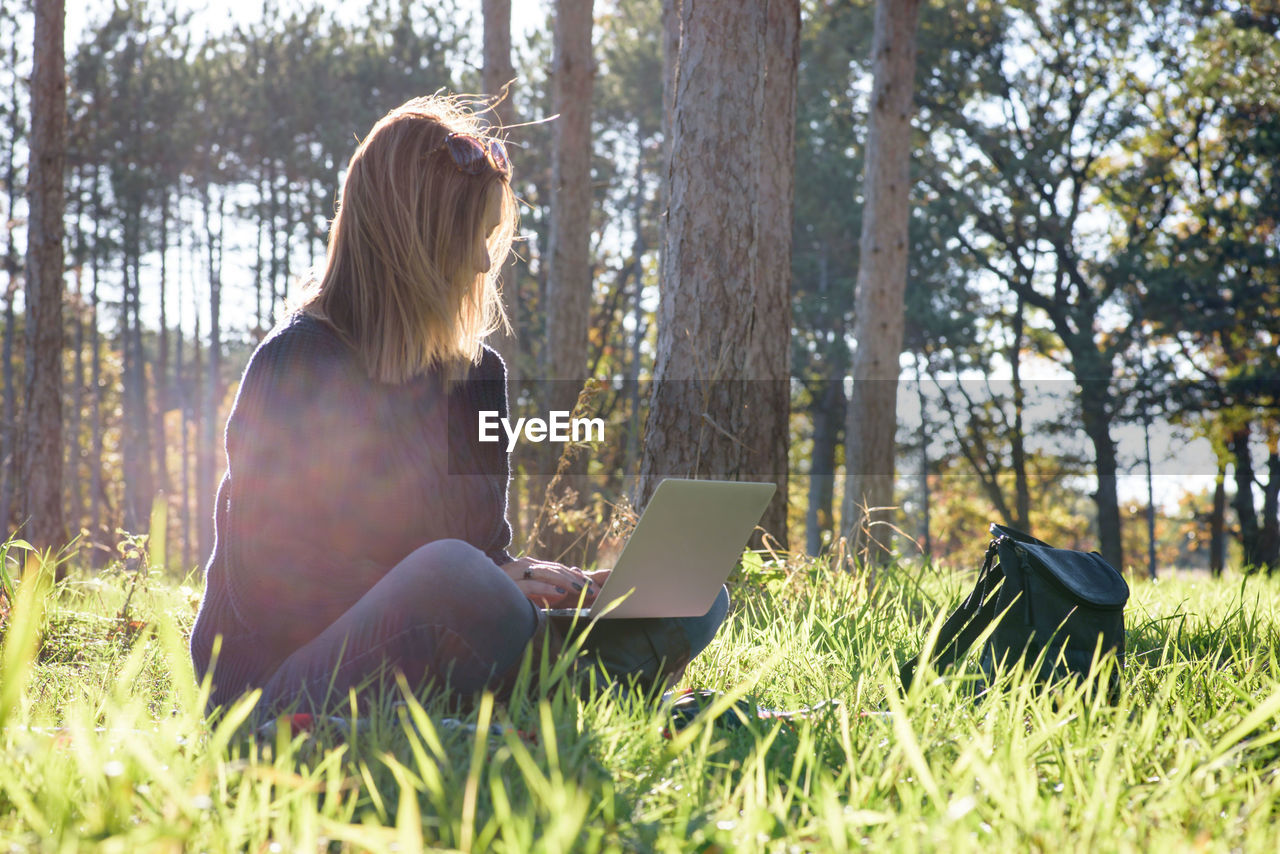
[899,524,1129,697]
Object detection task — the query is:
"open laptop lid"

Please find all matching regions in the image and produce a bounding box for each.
[565,478,776,619]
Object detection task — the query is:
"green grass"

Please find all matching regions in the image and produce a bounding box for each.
[4,539,1280,852]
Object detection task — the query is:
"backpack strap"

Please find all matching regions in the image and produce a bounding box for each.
[899,539,1004,691]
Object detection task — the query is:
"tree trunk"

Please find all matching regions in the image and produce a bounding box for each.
[483,0,523,547]
[177,243,190,574]
[154,191,171,508]
[915,356,930,555]
[807,373,845,557]
[1210,459,1226,578]
[122,236,154,533]
[69,224,85,538]
[637,0,798,549]
[624,140,648,474]
[1,281,15,533]
[1079,377,1124,572]
[842,0,922,562]
[1,157,18,534]
[0,0,20,534]
[546,0,595,398]
[1230,425,1260,571]
[482,0,521,377]
[750,0,799,547]
[537,0,596,561]
[89,171,104,565]
[1259,441,1279,573]
[21,0,67,552]
[193,304,206,564]
[198,187,224,563]
[1009,293,1030,531]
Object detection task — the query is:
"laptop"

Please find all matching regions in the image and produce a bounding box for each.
[545,478,777,620]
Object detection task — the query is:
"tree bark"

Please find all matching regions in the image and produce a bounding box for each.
[1,142,18,534]
[1079,375,1124,572]
[177,243,190,574]
[69,204,84,538]
[1259,441,1280,573]
[0,0,20,534]
[637,0,797,548]
[842,0,922,561]
[193,303,206,564]
[1230,425,1260,571]
[483,0,523,546]
[1,281,15,534]
[546,0,595,395]
[154,191,171,508]
[482,0,521,374]
[1009,293,1030,531]
[89,170,104,565]
[537,0,596,560]
[1210,458,1226,577]
[198,188,224,563]
[21,0,68,552]
[807,372,845,557]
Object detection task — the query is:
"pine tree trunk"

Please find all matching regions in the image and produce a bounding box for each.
[176,236,190,573]
[535,0,596,560]
[1259,444,1279,573]
[154,192,171,506]
[21,0,68,552]
[0,282,15,532]
[637,0,797,549]
[1080,377,1124,572]
[807,375,845,557]
[1230,426,1260,571]
[122,239,154,533]
[1,152,18,533]
[0,0,20,534]
[1010,293,1030,531]
[193,305,206,564]
[89,173,104,565]
[806,233,842,557]
[545,0,595,401]
[482,0,521,377]
[200,189,224,563]
[482,0,522,546]
[1210,459,1226,577]
[842,0,921,563]
[70,245,85,537]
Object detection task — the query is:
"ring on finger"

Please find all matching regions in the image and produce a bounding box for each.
[523,567,533,580]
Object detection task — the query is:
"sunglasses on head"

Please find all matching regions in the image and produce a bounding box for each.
[438,132,511,179]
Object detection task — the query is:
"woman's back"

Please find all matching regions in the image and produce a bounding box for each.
[191,311,514,705]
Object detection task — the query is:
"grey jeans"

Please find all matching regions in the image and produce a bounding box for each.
[251,538,729,722]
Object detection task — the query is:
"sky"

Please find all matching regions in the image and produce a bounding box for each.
[66,0,552,49]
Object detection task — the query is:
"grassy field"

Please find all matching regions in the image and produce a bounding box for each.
[3,536,1280,853]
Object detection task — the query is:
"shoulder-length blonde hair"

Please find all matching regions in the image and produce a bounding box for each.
[298,94,517,385]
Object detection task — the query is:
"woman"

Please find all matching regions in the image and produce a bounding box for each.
[189,95,728,722]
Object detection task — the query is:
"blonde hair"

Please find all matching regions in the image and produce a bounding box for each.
[297,94,517,385]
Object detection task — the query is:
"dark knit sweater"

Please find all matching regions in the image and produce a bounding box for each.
[189,311,514,709]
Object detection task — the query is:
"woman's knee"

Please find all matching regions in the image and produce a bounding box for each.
[684,585,730,660]
[390,539,531,630]
[398,539,510,593]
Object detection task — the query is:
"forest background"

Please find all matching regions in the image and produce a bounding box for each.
[2,0,1278,580]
